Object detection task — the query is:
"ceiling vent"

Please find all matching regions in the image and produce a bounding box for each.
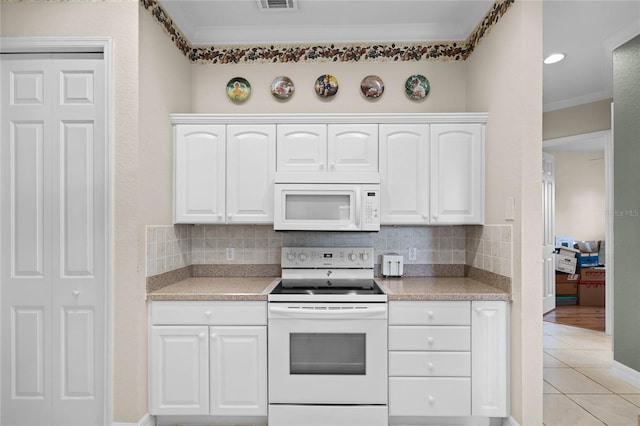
[257,0,296,11]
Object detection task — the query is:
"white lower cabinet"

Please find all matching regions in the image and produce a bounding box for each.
[472,300,509,417]
[149,302,267,420]
[389,300,509,422]
[150,325,210,415]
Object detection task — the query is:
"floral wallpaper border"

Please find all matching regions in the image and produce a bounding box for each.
[141,0,515,64]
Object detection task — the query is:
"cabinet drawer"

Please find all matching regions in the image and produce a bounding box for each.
[150,301,266,325]
[389,377,471,417]
[389,351,470,377]
[389,326,470,351]
[389,301,470,325]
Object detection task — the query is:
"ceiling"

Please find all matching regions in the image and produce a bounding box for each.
[157,0,640,112]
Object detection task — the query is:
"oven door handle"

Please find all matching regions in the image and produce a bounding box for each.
[269,305,387,318]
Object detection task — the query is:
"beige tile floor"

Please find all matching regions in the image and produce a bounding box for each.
[543,321,640,426]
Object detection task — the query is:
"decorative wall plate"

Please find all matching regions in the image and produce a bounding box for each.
[226,77,251,102]
[360,75,384,99]
[314,74,339,98]
[404,74,430,100]
[270,76,295,100]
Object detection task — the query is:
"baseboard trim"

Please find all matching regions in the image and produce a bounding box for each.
[502,416,521,426]
[112,413,155,426]
[612,360,640,389]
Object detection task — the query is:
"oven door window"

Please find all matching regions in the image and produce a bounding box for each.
[290,333,365,375]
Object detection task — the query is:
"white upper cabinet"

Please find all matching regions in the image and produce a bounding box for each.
[328,124,378,172]
[226,125,276,223]
[174,125,226,224]
[430,123,484,224]
[379,124,430,224]
[171,114,486,226]
[276,124,327,172]
[277,124,378,173]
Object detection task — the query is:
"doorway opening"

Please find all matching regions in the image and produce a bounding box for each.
[542,129,613,335]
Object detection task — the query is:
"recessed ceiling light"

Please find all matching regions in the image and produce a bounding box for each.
[544,53,565,64]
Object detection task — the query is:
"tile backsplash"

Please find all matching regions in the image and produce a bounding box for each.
[146,224,512,279]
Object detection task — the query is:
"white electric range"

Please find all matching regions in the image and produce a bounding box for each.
[267,247,388,426]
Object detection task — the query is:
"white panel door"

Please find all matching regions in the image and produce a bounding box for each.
[210,326,267,417]
[1,56,106,426]
[150,326,210,416]
[276,124,327,172]
[471,301,509,417]
[174,124,226,223]
[226,125,276,223]
[430,123,484,224]
[379,124,429,224]
[542,152,556,314]
[327,124,378,172]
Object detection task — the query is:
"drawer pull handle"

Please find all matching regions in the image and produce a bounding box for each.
[427,362,434,369]
[428,395,435,404]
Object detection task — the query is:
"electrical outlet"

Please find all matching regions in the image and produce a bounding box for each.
[408,247,417,261]
[226,248,235,261]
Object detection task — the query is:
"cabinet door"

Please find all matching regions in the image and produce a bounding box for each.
[379,124,429,224]
[150,326,209,415]
[210,326,267,416]
[276,124,327,172]
[472,301,508,417]
[174,125,226,223]
[430,123,484,224]
[227,125,276,223]
[328,124,378,172]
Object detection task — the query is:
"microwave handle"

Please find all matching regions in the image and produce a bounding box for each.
[355,187,361,227]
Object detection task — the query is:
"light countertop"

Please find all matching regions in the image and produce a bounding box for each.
[146,277,280,301]
[376,277,510,301]
[147,276,510,302]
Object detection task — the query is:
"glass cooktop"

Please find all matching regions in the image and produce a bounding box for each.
[270,279,385,296]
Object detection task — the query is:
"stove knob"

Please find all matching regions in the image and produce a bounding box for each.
[286,252,296,261]
[298,253,308,262]
[348,252,358,262]
[360,252,369,261]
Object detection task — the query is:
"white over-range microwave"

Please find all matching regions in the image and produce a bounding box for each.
[273,174,380,232]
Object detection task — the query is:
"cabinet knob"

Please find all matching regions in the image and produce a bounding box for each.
[211,333,217,340]
[427,337,434,344]
[428,395,435,403]
[228,214,232,219]
[476,307,482,313]
[427,311,434,319]
[72,290,80,297]
[427,362,434,370]
[198,332,205,339]
[204,310,212,317]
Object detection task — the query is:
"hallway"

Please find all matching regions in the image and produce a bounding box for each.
[543,321,640,425]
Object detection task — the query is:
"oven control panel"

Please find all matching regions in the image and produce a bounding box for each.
[281,247,374,268]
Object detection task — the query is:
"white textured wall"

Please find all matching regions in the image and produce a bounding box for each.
[137,3,193,422]
[191,60,468,113]
[465,2,544,425]
[553,151,606,242]
[543,98,612,140]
